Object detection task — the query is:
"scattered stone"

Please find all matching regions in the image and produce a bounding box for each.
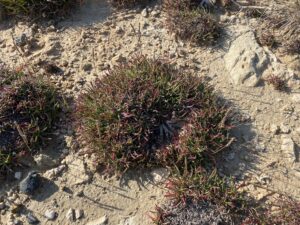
[26,213,39,224]
[75,209,84,220]
[44,165,66,180]
[257,174,271,185]
[291,94,300,103]
[34,154,57,169]
[151,10,160,17]
[15,34,27,47]
[14,172,22,180]
[280,124,290,134]
[82,63,93,72]
[141,8,148,17]
[44,209,57,220]
[270,124,280,135]
[86,215,108,225]
[74,190,84,197]
[115,26,123,34]
[281,136,296,162]
[151,168,170,184]
[66,208,75,222]
[0,202,6,210]
[224,31,269,86]
[19,172,41,195]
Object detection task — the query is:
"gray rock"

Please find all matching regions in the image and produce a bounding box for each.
[141,8,148,17]
[66,208,75,222]
[15,34,27,47]
[75,209,84,220]
[26,213,39,224]
[44,210,57,220]
[150,10,160,17]
[281,136,295,162]
[280,124,290,134]
[0,202,6,210]
[34,154,57,169]
[225,31,269,86]
[14,172,22,180]
[82,63,93,72]
[19,172,41,195]
[86,215,108,225]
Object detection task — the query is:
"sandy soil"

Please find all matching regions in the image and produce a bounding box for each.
[0,0,300,224]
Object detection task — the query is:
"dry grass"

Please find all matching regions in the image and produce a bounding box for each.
[257,1,300,54]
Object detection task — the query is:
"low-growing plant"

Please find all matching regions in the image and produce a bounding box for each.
[265,74,287,92]
[0,69,62,174]
[0,0,81,20]
[151,168,250,224]
[257,29,277,48]
[76,57,232,174]
[163,0,221,46]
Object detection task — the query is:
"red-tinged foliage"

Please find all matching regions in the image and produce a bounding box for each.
[75,57,232,174]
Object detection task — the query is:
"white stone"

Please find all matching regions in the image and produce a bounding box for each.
[14,172,22,180]
[86,215,108,225]
[270,124,280,134]
[280,124,290,134]
[151,168,170,184]
[141,8,148,17]
[281,136,295,162]
[66,208,75,222]
[224,31,269,86]
[75,209,84,220]
[45,210,57,220]
[291,94,300,103]
[34,154,57,169]
[44,165,66,180]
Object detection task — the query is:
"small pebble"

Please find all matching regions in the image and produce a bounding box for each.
[66,208,75,222]
[45,209,57,220]
[26,213,39,224]
[75,209,84,220]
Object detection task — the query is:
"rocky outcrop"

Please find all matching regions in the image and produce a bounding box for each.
[225,31,269,87]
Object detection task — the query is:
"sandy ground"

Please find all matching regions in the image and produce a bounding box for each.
[0,0,300,224]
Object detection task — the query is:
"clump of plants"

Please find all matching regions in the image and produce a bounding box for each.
[257,1,300,54]
[163,0,221,46]
[108,0,151,8]
[265,74,287,92]
[0,68,61,174]
[76,57,232,174]
[0,0,81,20]
[151,169,250,224]
[257,29,277,48]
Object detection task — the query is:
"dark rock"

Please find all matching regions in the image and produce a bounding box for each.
[19,171,41,195]
[15,34,27,47]
[26,213,40,224]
